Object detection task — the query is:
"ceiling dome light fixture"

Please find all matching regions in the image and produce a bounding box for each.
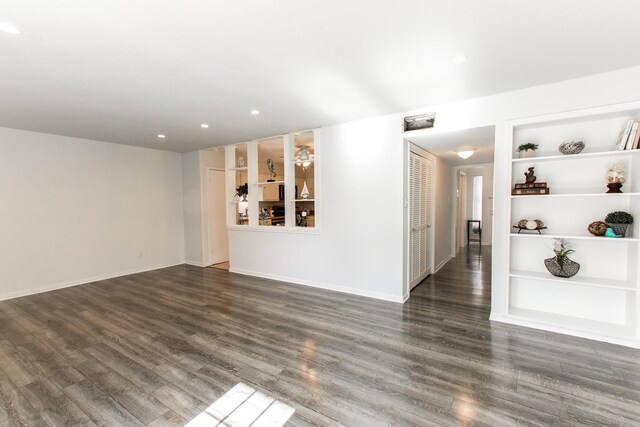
[0,21,22,35]
[295,147,313,168]
[457,149,475,159]
[250,110,260,115]
[157,134,166,139]
[452,55,467,64]
[200,123,209,128]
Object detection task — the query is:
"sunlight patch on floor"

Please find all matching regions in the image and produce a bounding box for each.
[184,383,295,427]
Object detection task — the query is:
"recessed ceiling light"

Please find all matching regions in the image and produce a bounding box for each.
[452,55,467,64]
[250,110,260,116]
[0,22,22,35]
[200,123,209,128]
[157,134,166,139]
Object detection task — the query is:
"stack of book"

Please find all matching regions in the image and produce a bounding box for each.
[512,182,549,195]
[616,119,640,150]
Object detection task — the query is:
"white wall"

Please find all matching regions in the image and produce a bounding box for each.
[200,65,640,306]
[228,116,406,302]
[0,127,185,301]
[434,157,454,271]
[460,163,494,246]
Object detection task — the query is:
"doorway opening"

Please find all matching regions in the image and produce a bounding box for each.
[455,163,494,250]
[404,125,495,298]
[206,167,229,269]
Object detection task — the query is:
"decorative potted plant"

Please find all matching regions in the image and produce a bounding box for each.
[604,211,633,237]
[544,238,580,278]
[235,183,248,201]
[517,142,539,158]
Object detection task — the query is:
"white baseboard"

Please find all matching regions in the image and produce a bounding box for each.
[490,313,640,349]
[434,255,452,273]
[229,267,405,303]
[0,261,184,302]
[184,260,207,267]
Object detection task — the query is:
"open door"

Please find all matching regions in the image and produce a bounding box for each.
[207,169,229,265]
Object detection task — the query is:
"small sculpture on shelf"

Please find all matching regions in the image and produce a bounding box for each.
[266,158,277,182]
[259,208,270,224]
[605,163,626,193]
[524,167,536,184]
[544,238,580,278]
[296,210,308,227]
[513,218,547,234]
[512,166,549,195]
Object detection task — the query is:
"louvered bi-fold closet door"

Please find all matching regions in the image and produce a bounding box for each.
[409,151,432,289]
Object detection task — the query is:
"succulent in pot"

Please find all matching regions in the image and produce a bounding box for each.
[517,142,539,158]
[604,211,633,237]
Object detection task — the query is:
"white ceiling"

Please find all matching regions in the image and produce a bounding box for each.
[1,1,640,152]
[409,126,495,166]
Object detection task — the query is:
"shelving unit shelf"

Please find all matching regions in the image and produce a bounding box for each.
[511,192,640,198]
[256,181,285,185]
[508,308,636,340]
[513,148,640,163]
[510,233,639,242]
[503,102,640,348]
[509,270,636,291]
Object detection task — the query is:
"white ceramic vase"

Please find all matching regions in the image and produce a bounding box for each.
[519,149,536,158]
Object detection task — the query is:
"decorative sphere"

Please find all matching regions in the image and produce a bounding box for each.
[588,221,608,236]
[526,220,538,230]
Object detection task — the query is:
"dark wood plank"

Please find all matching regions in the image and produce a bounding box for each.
[20,378,95,426]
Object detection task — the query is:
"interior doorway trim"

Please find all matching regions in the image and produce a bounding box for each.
[453,169,466,255]
[451,162,495,257]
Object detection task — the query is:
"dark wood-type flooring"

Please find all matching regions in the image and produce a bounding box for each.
[1,247,640,426]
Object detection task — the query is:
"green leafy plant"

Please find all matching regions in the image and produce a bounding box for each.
[552,238,575,267]
[517,142,539,152]
[605,211,633,224]
[235,183,248,197]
